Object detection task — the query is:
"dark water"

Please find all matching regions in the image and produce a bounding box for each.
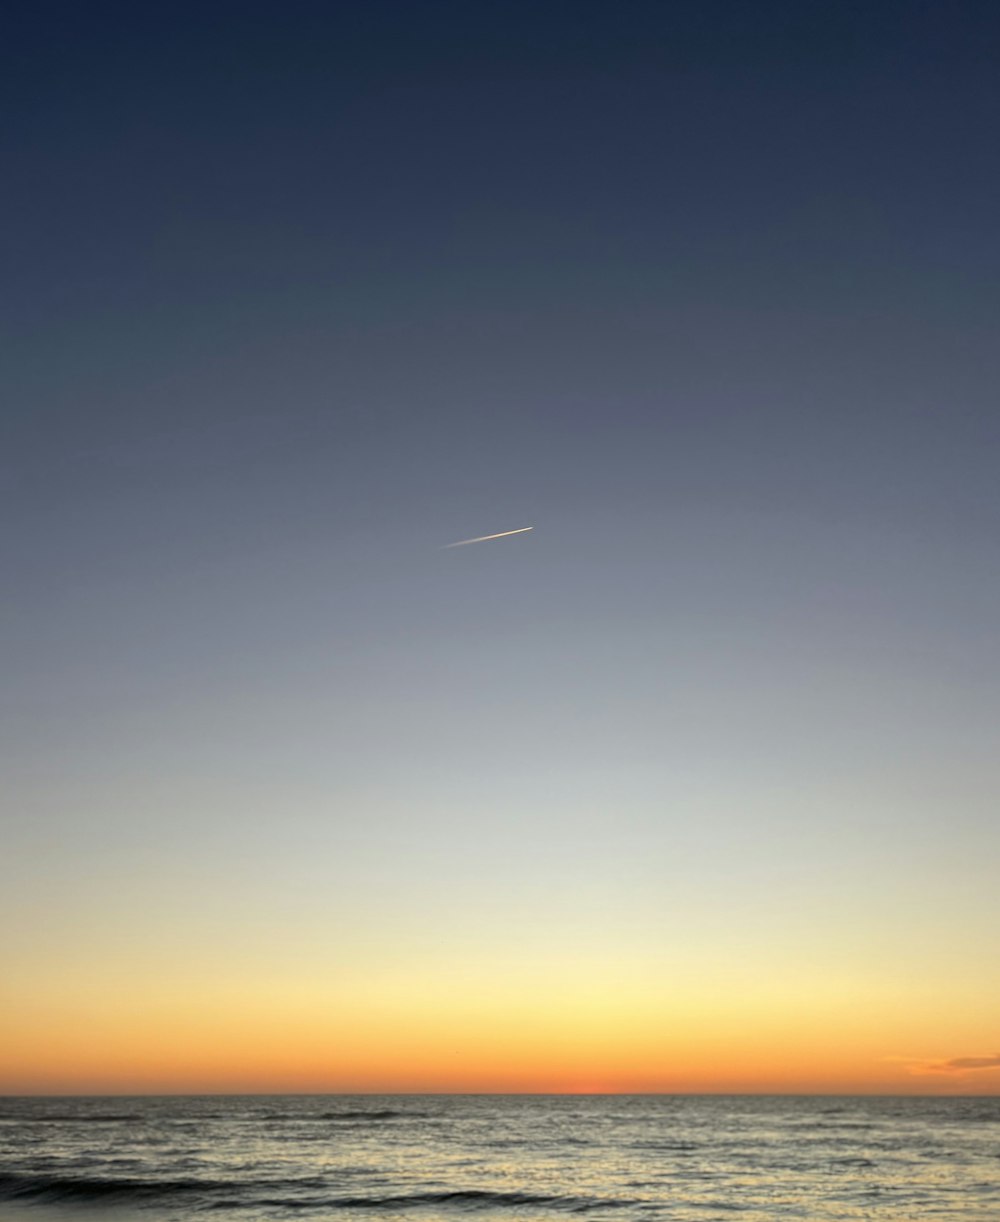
[1,1095,997,1221]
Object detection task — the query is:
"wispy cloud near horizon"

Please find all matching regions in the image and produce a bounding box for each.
[928,1054,1000,1073]
[889,1053,1000,1076]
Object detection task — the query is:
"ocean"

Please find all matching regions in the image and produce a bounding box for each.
[0,1094,997,1221]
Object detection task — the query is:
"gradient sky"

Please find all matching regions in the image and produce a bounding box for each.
[3,0,999,1094]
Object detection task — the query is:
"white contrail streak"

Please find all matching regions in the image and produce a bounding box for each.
[444,526,534,548]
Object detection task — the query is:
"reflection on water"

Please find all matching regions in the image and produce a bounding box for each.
[1,1094,998,1221]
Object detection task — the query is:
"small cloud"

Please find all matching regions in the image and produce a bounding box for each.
[883,1053,1000,1076]
[930,1054,1000,1073]
[880,1050,997,1080]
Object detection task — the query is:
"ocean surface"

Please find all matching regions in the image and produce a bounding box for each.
[0,1095,997,1222]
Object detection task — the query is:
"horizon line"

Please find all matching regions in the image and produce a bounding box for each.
[4,1089,996,1098]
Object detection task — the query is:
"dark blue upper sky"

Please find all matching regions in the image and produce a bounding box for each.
[5,1,999,705]
[5,1,999,634]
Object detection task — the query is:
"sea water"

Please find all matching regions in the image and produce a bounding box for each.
[1,1094,997,1221]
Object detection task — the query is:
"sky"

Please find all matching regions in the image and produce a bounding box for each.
[2,0,998,1094]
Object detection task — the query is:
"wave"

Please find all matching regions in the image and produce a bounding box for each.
[0,1171,321,1205]
[0,1173,635,1213]
[0,1172,205,1203]
[253,1108,424,1123]
[248,1189,640,1213]
[628,1140,700,1151]
[0,1113,145,1124]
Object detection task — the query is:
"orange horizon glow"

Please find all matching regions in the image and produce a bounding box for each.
[5,962,998,1096]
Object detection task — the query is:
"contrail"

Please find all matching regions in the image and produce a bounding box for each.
[444,526,534,548]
